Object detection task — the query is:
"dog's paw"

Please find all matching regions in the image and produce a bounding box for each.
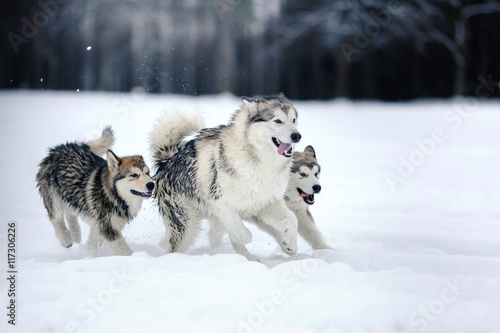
[109,240,133,256]
[56,229,74,249]
[282,240,297,256]
[246,255,260,262]
[281,229,298,255]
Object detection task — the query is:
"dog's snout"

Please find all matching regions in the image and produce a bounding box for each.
[146,182,155,191]
[312,184,321,193]
[291,132,301,143]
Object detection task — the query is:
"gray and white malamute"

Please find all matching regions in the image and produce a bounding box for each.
[36,127,154,255]
[150,93,301,260]
[285,146,332,250]
[209,145,332,254]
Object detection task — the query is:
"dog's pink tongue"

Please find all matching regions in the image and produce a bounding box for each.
[299,193,309,197]
[278,142,292,155]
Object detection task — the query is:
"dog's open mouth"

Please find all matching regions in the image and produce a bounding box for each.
[130,189,153,198]
[297,188,315,205]
[272,137,293,158]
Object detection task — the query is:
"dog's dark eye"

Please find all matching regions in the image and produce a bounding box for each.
[299,173,307,177]
[274,119,283,124]
[293,118,296,124]
[315,173,318,177]
[130,174,139,178]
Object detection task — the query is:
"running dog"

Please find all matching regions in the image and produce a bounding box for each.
[151,93,301,260]
[209,145,332,254]
[36,127,154,255]
[285,145,332,250]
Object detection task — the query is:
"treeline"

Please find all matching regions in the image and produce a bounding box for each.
[1,0,499,100]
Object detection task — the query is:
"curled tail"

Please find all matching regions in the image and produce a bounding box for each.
[150,108,205,170]
[86,126,115,156]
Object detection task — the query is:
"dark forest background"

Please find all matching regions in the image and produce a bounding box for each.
[1,0,499,100]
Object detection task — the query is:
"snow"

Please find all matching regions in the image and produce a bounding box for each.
[1,90,500,333]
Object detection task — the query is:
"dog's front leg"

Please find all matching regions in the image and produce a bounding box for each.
[87,224,102,249]
[208,219,226,248]
[100,218,133,256]
[230,240,259,262]
[107,233,133,256]
[210,215,257,261]
[258,200,299,256]
[217,210,252,246]
[295,208,332,250]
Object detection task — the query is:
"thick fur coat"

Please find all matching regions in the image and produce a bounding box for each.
[285,146,332,250]
[151,94,301,260]
[37,127,154,255]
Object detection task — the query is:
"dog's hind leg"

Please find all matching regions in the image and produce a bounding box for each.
[49,212,73,248]
[40,190,72,248]
[65,213,81,244]
[160,201,201,254]
[168,216,201,254]
[159,217,173,253]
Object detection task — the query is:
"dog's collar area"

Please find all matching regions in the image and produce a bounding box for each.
[297,187,315,205]
[272,137,293,158]
[130,189,153,198]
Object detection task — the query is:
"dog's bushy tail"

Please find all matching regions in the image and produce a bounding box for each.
[150,108,205,170]
[86,126,115,156]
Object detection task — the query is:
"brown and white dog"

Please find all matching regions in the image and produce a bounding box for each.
[36,127,154,255]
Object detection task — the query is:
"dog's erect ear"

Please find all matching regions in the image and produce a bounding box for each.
[242,96,259,117]
[304,145,316,158]
[107,150,121,173]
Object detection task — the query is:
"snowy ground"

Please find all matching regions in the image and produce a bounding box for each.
[1,90,499,333]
